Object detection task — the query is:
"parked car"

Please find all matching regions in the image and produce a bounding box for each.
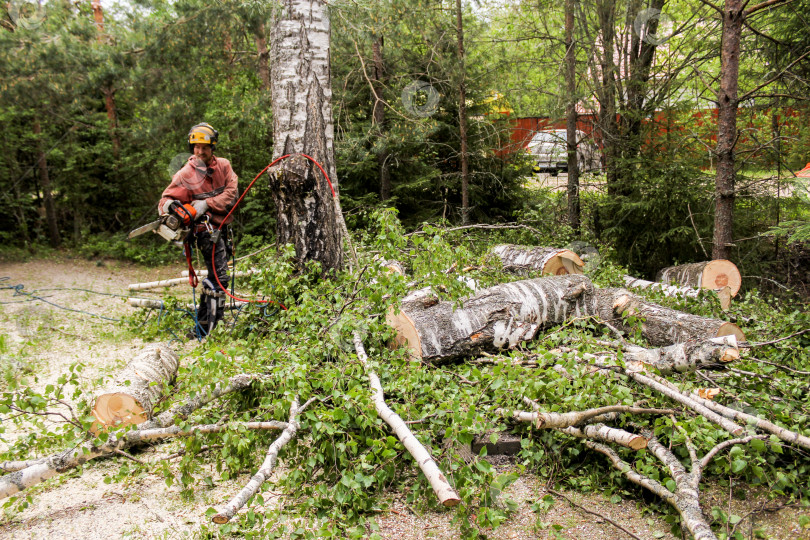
[526,129,601,176]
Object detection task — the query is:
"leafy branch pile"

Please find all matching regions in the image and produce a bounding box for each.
[2,210,809,539]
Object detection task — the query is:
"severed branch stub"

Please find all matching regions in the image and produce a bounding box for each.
[353,332,460,506]
[212,397,312,524]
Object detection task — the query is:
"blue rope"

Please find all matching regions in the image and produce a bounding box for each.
[0,277,121,322]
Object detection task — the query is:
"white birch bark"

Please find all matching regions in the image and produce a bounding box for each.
[596,287,745,346]
[212,399,304,524]
[491,244,584,276]
[689,392,810,451]
[353,333,460,506]
[269,0,343,271]
[92,343,179,429]
[387,275,597,363]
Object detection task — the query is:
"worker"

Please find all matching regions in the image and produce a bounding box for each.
[158,122,238,338]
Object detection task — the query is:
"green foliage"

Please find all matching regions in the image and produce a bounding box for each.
[4,210,809,538]
[593,156,714,278]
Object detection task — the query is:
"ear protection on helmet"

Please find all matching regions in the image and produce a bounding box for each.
[188,123,219,153]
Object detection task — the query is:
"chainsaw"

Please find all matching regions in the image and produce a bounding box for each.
[128,202,200,243]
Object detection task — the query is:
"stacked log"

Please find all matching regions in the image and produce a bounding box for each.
[595,288,745,347]
[92,343,180,430]
[386,275,597,363]
[490,244,584,276]
[656,260,741,297]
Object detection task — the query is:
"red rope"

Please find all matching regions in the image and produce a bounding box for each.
[184,242,198,287]
[203,153,337,310]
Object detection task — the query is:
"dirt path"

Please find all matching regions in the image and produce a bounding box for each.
[1,257,807,539]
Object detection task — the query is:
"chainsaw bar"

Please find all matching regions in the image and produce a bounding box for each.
[128,220,162,239]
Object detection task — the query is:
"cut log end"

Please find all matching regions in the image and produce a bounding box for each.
[628,435,649,451]
[212,514,230,525]
[698,388,721,400]
[717,322,745,343]
[544,250,585,276]
[92,393,147,429]
[719,347,740,363]
[385,306,422,361]
[440,495,462,507]
[705,260,741,296]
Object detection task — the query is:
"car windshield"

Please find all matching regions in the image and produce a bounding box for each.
[532,131,566,144]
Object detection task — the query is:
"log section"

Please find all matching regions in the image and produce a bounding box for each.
[596,288,744,347]
[491,244,584,276]
[92,343,179,430]
[656,260,741,297]
[387,275,597,363]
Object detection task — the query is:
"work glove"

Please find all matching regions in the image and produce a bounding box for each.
[191,199,209,216]
[161,199,180,215]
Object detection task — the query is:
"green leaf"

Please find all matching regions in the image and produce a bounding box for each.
[731,460,747,474]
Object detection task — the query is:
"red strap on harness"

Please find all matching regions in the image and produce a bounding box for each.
[184,242,198,287]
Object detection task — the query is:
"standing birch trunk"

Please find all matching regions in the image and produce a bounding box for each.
[269,0,343,272]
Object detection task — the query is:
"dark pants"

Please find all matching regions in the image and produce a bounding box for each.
[193,229,230,337]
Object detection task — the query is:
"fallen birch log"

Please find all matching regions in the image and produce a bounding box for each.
[500,404,673,431]
[551,336,739,375]
[0,374,258,500]
[212,398,310,524]
[608,336,739,374]
[656,260,741,297]
[353,333,460,506]
[127,298,245,310]
[180,268,258,278]
[560,424,648,451]
[689,392,810,451]
[584,356,746,436]
[128,270,256,291]
[387,275,597,363]
[490,244,584,276]
[92,343,180,431]
[596,288,745,346]
[0,420,286,500]
[623,275,733,311]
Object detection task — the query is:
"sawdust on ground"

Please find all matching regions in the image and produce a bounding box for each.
[0,256,808,539]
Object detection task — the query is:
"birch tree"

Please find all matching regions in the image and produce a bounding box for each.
[269,0,344,271]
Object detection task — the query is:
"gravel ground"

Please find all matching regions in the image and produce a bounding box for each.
[1,256,808,539]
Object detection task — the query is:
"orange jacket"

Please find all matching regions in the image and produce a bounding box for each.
[159,156,238,226]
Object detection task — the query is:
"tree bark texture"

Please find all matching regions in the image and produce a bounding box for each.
[617,337,739,374]
[713,0,744,261]
[372,36,391,201]
[92,343,179,430]
[354,333,461,506]
[490,244,584,276]
[595,288,745,346]
[91,1,121,158]
[565,0,580,233]
[561,423,647,450]
[254,21,271,92]
[656,260,741,297]
[269,0,343,271]
[595,0,619,193]
[689,392,810,451]
[387,275,597,363]
[32,119,59,248]
[456,0,470,224]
